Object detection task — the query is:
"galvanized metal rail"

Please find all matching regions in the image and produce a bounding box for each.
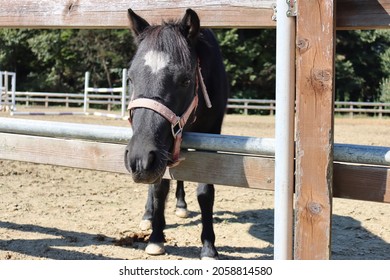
[0,117,389,166]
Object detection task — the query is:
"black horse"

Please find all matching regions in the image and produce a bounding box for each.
[124,8,228,259]
[139,180,189,231]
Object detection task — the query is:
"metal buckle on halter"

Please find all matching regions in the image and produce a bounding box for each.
[171,120,183,138]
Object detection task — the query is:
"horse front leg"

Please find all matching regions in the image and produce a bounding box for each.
[197,183,218,260]
[139,185,154,230]
[145,179,170,255]
[175,180,189,218]
[140,180,188,231]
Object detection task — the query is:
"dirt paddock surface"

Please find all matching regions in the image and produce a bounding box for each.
[1,109,390,260]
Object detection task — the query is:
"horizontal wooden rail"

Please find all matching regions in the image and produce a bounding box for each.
[86,87,123,93]
[227,99,390,117]
[1,117,389,166]
[0,0,388,29]
[0,132,388,203]
[0,118,388,202]
[8,91,123,108]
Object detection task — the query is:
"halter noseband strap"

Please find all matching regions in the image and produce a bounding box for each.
[127,95,198,166]
[127,61,209,167]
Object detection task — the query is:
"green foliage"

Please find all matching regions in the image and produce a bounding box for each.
[215,29,276,100]
[0,28,389,105]
[336,30,390,101]
[0,29,39,89]
[0,29,135,92]
[379,77,390,103]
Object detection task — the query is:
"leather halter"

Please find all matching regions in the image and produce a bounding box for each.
[127,61,210,167]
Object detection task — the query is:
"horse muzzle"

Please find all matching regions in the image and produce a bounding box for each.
[124,142,167,184]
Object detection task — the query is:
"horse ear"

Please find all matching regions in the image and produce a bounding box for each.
[127,9,150,37]
[180,9,200,42]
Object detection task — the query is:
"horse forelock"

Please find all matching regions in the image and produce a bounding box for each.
[138,22,193,68]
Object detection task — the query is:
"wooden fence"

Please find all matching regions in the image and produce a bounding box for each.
[228,99,390,117]
[8,91,390,117]
[10,91,124,111]
[1,0,390,261]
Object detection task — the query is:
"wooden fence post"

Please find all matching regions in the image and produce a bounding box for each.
[294,0,336,259]
[4,71,8,106]
[350,104,353,118]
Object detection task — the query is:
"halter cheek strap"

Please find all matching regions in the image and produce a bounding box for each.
[127,61,210,167]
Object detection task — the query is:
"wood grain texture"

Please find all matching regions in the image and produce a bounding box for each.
[336,0,390,29]
[294,0,336,260]
[0,133,128,174]
[0,133,275,189]
[334,163,390,203]
[0,0,388,29]
[0,0,276,28]
[1,133,389,202]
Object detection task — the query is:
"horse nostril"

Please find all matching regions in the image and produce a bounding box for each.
[125,145,160,177]
[124,148,131,173]
[144,151,156,171]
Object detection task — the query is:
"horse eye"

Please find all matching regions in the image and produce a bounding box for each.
[181,79,191,88]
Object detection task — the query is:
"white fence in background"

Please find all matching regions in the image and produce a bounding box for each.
[0,71,16,111]
[4,91,390,118]
[227,99,390,117]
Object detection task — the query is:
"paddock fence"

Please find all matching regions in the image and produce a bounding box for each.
[228,99,390,117]
[0,117,389,204]
[0,71,16,111]
[6,91,390,117]
[1,0,390,260]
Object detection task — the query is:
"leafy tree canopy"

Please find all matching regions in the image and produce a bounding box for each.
[1,28,389,102]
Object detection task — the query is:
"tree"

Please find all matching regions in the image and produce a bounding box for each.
[336,30,390,101]
[65,29,135,89]
[379,78,390,103]
[1,28,389,104]
[1,29,135,93]
[0,29,39,90]
[215,28,276,100]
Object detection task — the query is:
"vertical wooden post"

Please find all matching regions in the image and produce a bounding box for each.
[84,71,90,113]
[4,71,9,106]
[350,104,353,118]
[294,0,336,259]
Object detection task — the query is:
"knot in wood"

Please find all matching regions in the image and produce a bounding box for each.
[65,0,79,14]
[297,38,310,53]
[310,69,332,92]
[308,202,322,215]
[313,69,331,82]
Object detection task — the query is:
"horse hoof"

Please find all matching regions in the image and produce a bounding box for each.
[145,243,165,255]
[139,220,152,231]
[175,208,189,218]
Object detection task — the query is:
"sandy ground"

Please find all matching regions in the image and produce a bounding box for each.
[0,108,389,260]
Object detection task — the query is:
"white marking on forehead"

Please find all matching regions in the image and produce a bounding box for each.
[143,50,170,73]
